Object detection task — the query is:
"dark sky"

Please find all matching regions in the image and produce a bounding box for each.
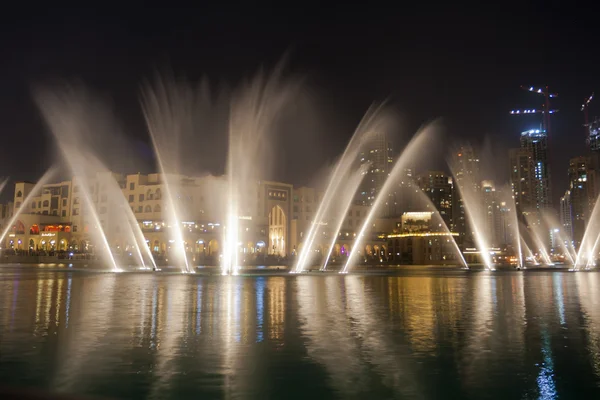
[1,4,598,205]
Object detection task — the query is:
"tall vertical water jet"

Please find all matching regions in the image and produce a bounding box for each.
[342,124,437,274]
[0,168,56,247]
[140,76,197,273]
[34,89,123,271]
[294,104,390,273]
[321,166,367,271]
[449,151,494,271]
[501,185,523,269]
[224,66,299,275]
[575,194,600,269]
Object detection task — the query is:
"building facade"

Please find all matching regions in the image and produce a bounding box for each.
[356,131,394,210]
[519,129,552,211]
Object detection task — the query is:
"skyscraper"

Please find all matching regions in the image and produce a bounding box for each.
[452,146,480,245]
[357,131,393,211]
[509,148,534,212]
[417,171,453,230]
[481,181,503,247]
[567,156,595,246]
[560,190,573,240]
[519,129,552,211]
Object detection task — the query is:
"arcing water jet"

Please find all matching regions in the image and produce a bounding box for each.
[0,168,56,248]
[321,166,367,271]
[294,104,391,273]
[342,124,437,274]
[575,194,600,269]
[449,152,494,271]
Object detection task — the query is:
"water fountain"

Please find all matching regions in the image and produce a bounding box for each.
[0,168,56,248]
[501,186,524,269]
[542,211,576,265]
[140,77,195,273]
[521,238,538,265]
[321,166,367,271]
[449,159,494,271]
[342,123,438,274]
[574,194,600,269]
[293,104,390,274]
[523,214,553,265]
[408,179,468,269]
[223,67,299,275]
[34,86,158,272]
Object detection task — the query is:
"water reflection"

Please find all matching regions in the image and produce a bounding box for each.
[0,269,599,399]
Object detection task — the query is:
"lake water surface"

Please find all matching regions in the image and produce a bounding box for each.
[1,266,599,399]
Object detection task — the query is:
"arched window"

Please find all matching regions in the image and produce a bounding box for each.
[42,200,49,207]
[29,225,39,235]
[73,198,80,205]
[155,188,162,200]
[31,202,36,209]
[16,191,22,197]
[144,205,152,212]
[146,189,153,200]
[153,204,161,212]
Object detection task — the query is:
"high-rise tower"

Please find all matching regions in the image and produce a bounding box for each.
[356,131,393,211]
[519,129,552,212]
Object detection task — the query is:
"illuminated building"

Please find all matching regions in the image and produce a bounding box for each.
[452,146,480,244]
[384,211,460,264]
[560,190,573,240]
[481,181,503,247]
[417,171,453,230]
[567,156,596,246]
[519,129,552,211]
[509,148,535,212]
[356,130,393,212]
[0,173,293,260]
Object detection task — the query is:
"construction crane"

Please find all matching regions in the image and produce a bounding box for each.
[509,85,559,136]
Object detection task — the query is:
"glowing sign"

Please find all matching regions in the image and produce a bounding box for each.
[41,233,56,237]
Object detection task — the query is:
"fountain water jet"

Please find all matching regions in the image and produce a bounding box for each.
[321,166,367,271]
[0,168,56,247]
[574,194,600,269]
[224,66,300,275]
[342,124,437,274]
[521,238,537,266]
[95,170,158,271]
[449,158,494,271]
[140,78,194,273]
[294,104,390,274]
[0,178,8,198]
[410,181,468,269]
[542,211,576,265]
[501,186,524,269]
[34,86,161,272]
[523,215,553,265]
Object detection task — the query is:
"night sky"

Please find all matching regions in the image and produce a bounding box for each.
[1,4,598,205]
